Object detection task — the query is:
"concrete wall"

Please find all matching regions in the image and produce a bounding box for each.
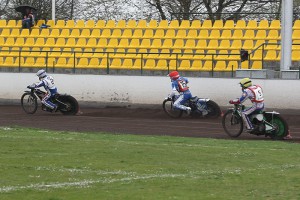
[0,72,299,110]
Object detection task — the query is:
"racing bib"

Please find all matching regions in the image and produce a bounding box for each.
[177,79,189,92]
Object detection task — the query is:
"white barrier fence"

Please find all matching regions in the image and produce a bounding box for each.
[0,73,299,110]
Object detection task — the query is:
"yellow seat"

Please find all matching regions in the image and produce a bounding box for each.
[292,30,300,40]
[90,29,101,38]
[209,30,220,39]
[292,40,300,50]
[46,20,55,27]
[15,37,25,47]
[169,20,179,29]
[1,28,11,37]
[196,40,207,50]
[132,29,143,39]
[148,20,157,29]
[251,61,262,69]
[111,29,122,38]
[69,29,80,38]
[230,40,242,50]
[161,39,173,49]
[55,20,65,28]
[23,57,35,67]
[212,20,223,29]
[121,29,132,39]
[136,20,147,29]
[227,61,238,70]
[293,20,300,30]
[250,50,263,61]
[214,61,227,71]
[116,20,126,28]
[184,39,196,50]
[257,20,269,30]
[219,40,231,50]
[100,29,111,38]
[49,29,60,37]
[146,49,159,59]
[77,57,89,68]
[254,40,265,48]
[44,38,55,47]
[89,58,100,68]
[6,20,17,28]
[118,39,129,48]
[61,48,73,58]
[40,29,50,37]
[235,20,246,29]
[267,30,280,40]
[201,20,212,29]
[269,20,280,30]
[143,29,154,38]
[10,28,20,37]
[122,59,132,69]
[105,20,116,29]
[191,60,203,71]
[156,59,168,70]
[75,20,85,29]
[85,20,95,28]
[180,49,194,59]
[186,29,198,39]
[144,59,156,69]
[292,50,300,61]
[3,38,15,47]
[203,50,216,60]
[0,19,6,27]
[99,58,108,69]
[244,30,255,39]
[246,20,257,30]
[28,28,40,38]
[34,57,46,67]
[56,38,66,47]
[159,49,171,59]
[153,29,164,39]
[264,50,278,61]
[165,29,176,39]
[179,60,191,70]
[242,40,254,50]
[202,60,214,71]
[59,29,70,38]
[190,20,201,30]
[76,38,86,48]
[95,20,105,28]
[255,30,267,40]
[151,39,162,48]
[30,47,41,57]
[232,30,243,40]
[207,40,219,50]
[179,20,190,29]
[265,40,279,50]
[35,38,45,47]
[127,20,137,28]
[220,30,232,39]
[79,29,90,38]
[198,30,209,39]
[107,38,118,48]
[223,20,234,30]
[157,20,168,29]
[93,48,105,58]
[20,29,30,38]
[55,57,67,68]
[172,39,184,49]
[65,20,75,28]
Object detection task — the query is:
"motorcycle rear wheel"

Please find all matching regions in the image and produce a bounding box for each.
[266,115,289,140]
[162,99,183,118]
[222,109,243,137]
[57,95,79,115]
[205,100,221,118]
[21,93,38,114]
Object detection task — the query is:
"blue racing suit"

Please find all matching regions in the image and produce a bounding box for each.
[33,75,58,110]
[169,77,192,111]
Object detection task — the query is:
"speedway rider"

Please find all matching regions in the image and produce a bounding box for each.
[229,78,264,132]
[28,69,58,112]
[167,71,192,115]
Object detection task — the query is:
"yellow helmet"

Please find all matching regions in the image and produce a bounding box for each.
[239,78,252,88]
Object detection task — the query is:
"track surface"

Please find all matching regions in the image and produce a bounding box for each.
[0,105,299,142]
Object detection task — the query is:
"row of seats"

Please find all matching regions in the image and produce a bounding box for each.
[0,56,263,71]
[2,28,297,41]
[1,19,300,30]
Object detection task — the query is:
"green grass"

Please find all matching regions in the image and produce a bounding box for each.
[0,126,300,200]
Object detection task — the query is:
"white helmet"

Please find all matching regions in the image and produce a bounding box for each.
[36,69,47,78]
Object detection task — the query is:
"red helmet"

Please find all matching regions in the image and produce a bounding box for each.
[168,71,180,80]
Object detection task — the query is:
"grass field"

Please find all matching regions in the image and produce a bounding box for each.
[0,126,300,200]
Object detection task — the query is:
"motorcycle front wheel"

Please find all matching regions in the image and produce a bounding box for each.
[162,99,183,118]
[21,93,38,114]
[222,109,243,137]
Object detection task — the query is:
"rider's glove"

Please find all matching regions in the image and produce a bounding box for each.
[27,84,36,89]
[229,99,240,104]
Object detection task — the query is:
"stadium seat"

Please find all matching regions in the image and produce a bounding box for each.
[219,39,230,49]
[292,50,300,61]
[227,61,238,70]
[56,37,66,47]
[105,20,116,29]
[255,30,267,40]
[85,19,95,28]
[191,60,203,71]
[40,29,50,38]
[292,30,300,40]
[243,30,255,39]
[201,20,212,29]
[230,40,242,50]
[269,20,280,30]
[212,20,223,29]
[30,47,41,57]
[293,20,300,30]
[127,20,137,28]
[196,40,207,50]
[93,48,105,58]
[144,59,156,69]
[216,50,229,61]
[265,40,279,50]
[121,29,133,39]
[220,30,232,39]
[132,59,143,69]
[186,29,198,39]
[246,20,257,30]
[132,29,143,38]
[66,20,75,28]
[88,57,100,68]
[10,29,20,37]
[157,20,168,29]
[143,29,154,38]
[55,20,65,28]
[6,20,17,28]
[122,59,133,69]
[15,37,25,47]
[184,39,196,50]
[23,57,35,67]
[146,49,159,59]
[140,39,151,48]
[77,57,89,68]
[156,59,168,70]
[136,20,147,29]
[169,20,179,29]
[202,60,214,71]
[223,20,234,30]
[175,29,186,39]
[179,20,190,29]
[251,61,262,69]
[159,49,171,59]
[254,39,265,48]
[69,29,80,38]
[292,40,300,50]
[198,30,209,39]
[95,20,105,28]
[232,29,243,40]
[118,39,129,48]
[49,29,60,38]
[190,20,201,30]
[257,20,269,30]
[148,20,157,29]
[0,19,6,27]
[165,29,176,39]
[44,38,55,47]
[0,28,10,37]
[267,30,280,40]
[20,29,30,38]
[79,29,91,38]
[151,39,162,48]
[264,50,278,61]
[28,28,40,38]
[161,39,173,49]
[3,38,15,47]
[235,20,246,29]
[173,39,184,49]
[209,30,221,39]
[242,40,254,50]
[100,29,111,38]
[116,20,126,28]
[110,29,122,38]
[206,40,219,50]
[90,29,101,38]
[129,38,140,48]
[153,29,165,39]
[214,60,227,71]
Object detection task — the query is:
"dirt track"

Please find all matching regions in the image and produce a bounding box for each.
[0,105,299,142]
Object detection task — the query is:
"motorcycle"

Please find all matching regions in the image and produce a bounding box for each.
[21,86,79,115]
[222,103,290,140]
[162,95,221,118]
